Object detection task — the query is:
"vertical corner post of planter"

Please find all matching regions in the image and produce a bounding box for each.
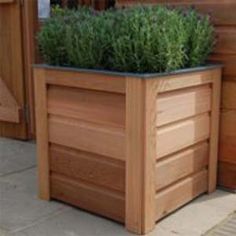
[125,77,157,234]
[34,67,50,200]
[208,68,222,193]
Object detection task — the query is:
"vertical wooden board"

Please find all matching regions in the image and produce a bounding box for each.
[0,1,28,139]
[208,69,221,193]
[126,78,157,234]
[143,79,158,233]
[21,0,38,137]
[34,68,50,200]
[125,77,145,234]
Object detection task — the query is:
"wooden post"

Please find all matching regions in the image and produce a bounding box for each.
[208,69,222,193]
[34,68,50,200]
[125,78,156,234]
[22,0,38,138]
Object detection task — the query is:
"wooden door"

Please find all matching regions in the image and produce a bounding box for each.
[0,0,28,139]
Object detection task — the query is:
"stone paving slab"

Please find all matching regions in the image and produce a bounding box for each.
[0,168,69,233]
[0,138,36,177]
[156,191,236,236]
[205,212,236,236]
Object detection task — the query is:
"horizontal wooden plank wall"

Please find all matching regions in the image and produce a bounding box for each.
[116,0,236,191]
[34,67,127,221]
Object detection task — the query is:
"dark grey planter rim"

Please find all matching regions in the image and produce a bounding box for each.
[34,63,223,79]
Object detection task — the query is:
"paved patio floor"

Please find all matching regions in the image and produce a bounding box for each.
[0,137,235,236]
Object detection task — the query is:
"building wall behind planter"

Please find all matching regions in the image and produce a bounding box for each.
[116,0,236,191]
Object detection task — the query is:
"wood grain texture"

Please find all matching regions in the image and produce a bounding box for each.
[208,69,221,193]
[155,170,208,221]
[210,54,236,80]
[48,85,125,128]
[0,77,20,123]
[125,78,157,234]
[51,173,125,222]
[0,0,15,3]
[48,115,125,161]
[34,68,50,200]
[0,1,28,138]
[157,85,211,127]
[215,27,236,55]
[156,142,209,190]
[222,81,236,109]
[34,66,222,234]
[117,0,236,192]
[156,114,210,159]
[143,79,159,233]
[218,161,236,190]
[46,69,126,94]
[21,0,38,137]
[125,78,145,234]
[219,110,236,164]
[50,144,125,192]
[156,71,213,93]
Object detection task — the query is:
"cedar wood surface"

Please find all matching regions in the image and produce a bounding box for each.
[0,0,28,138]
[34,66,221,234]
[116,0,236,191]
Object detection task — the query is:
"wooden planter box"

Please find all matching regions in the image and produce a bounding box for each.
[34,65,222,234]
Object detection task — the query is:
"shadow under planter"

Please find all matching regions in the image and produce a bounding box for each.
[34,64,222,234]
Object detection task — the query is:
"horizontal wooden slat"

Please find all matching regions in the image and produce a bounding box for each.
[48,115,125,161]
[156,114,210,159]
[48,85,125,128]
[51,173,125,222]
[50,144,125,192]
[215,27,236,55]
[219,110,236,164]
[157,85,211,126]
[156,142,208,190]
[116,1,236,25]
[210,54,236,78]
[155,170,208,221]
[218,161,236,190]
[45,69,126,94]
[157,70,213,93]
[222,81,236,109]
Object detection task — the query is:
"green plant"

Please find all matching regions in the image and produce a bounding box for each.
[184,10,215,67]
[38,6,215,73]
